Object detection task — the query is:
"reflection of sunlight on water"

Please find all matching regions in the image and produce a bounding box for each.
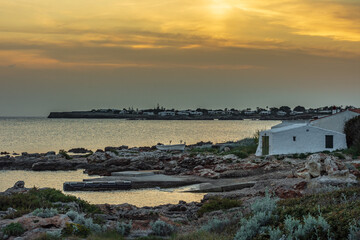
[0,170,204,207]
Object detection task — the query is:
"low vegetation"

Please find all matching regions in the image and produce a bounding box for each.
[0,188,101,218]
[1,222,25,237]
[198,197,242,216]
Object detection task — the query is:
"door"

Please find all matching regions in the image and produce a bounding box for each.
[262,136,269,155]
[325,135,334,149]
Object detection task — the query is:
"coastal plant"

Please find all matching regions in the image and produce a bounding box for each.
[348,220,360,240]
[268,227,283,240]
[344,116,360,147]
[201,217,231,233]
[198,197,242,216]
[1,222,25,237]
[32,208,58,218]
[73,213,102,233]
[116,221,132,236]
[234,191,278,240]
[45,230,62,239]
[150,220,176,236]
[59,149,72,160]
[62,222,91,237]
[284,214,330,239]
[66,210,79,221]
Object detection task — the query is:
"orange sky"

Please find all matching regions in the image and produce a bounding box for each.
[0,0,359,115]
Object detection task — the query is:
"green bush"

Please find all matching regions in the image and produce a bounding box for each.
[198,197,242,216]
[2,222,25,237]
[116,221,132,236]
[344,116,360,147]
[201,217,231,233]
[333,152,346,160]
[274,186,360,239]
[59,149,72,159]
[0,188,101,215]
[233,151,249,159]
[151,220,176,236]
[62,222,90,237]
[32,208,58,218]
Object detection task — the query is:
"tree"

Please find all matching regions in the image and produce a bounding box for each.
[279,106,291,113]
[293,106,306,112]
[344,116,360,147]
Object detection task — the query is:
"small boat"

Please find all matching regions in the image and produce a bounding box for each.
[156,144,186,151]
[63,181,132,191]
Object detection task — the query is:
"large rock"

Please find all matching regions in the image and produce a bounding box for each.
[305,154,323,178]
[17,214,70,231]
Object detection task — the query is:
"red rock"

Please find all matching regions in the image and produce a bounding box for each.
[293,181,307,190]
[275,187,302,199]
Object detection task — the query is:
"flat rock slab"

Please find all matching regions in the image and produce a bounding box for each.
[83,174,202,189]
[187,181,256,193]
[111,171,155,177]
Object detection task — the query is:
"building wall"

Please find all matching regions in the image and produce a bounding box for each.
[310,110,359,133]
[256,125,347,156]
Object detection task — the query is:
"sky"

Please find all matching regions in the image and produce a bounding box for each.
[0,0,359,116]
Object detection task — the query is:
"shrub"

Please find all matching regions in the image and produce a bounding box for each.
[201,217,231,233]
[72,213,102,233]
[116,221,132,236]
[198,197,242,216]
[32,208,58,218]
[348,220,360,240]
[46,230,62,239]
[284,214,330,239]
[59,149,72,159]
[234,191,278,240]
[151,220,176,236]
[333,152,346,160]
[0,188,101,215]
[66,210,79,221]
[233,151,248,159]
[2,222,25,237]
[344,116,360,147]
[62,222,90,237]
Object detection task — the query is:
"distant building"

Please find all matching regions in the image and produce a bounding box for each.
[276,111,287,116]
[177,111,190,116]
[244,110,256,115]
[143,112,154,116]
[259,110,271,115]
[158,111,175,116]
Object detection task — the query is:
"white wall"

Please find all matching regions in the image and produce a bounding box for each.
[310,110,359,133]
[256,125,347,156]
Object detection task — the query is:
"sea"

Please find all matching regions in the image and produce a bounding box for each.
[0,118,280,206]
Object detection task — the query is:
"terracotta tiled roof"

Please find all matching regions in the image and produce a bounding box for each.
[350,109,360,114]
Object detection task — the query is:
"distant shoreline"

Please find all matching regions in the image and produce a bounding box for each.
[48,111,317,121]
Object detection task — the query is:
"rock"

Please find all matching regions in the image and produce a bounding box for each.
[275,187,302,199]
[45,151,56,156]
[68,148,90,153]
[197,169,220,179]
[324,155,338,175]
[305,154,322,178]
[3,181,28,195]
[223,147,231,152]
[213,164,228,173]
[87,152,107,163]
[17,214,70,231]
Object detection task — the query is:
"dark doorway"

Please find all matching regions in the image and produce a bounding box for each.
[325,135,334,149]
[262,136,269,155]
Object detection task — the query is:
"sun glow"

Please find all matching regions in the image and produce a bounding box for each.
[209,0,232,16]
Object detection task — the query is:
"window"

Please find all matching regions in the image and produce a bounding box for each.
[293,136,296,141]
[325,135,334,148]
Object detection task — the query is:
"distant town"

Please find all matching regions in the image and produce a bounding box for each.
[48,105,358,120]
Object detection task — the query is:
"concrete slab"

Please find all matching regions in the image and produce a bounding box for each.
[187,181,256,193]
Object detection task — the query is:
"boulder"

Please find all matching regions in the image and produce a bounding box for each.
[197,169,220,179]
[305,154,322,177]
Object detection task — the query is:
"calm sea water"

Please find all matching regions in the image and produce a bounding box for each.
[0,118,280,206]
[0,170,205,207]
[0,118,280,153]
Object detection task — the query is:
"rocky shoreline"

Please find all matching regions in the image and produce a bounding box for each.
[1,140,360,239]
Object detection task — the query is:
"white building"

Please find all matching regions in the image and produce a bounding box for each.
[255,109,360,156]
[255,124,347,156]
[259,110,271,115]
[158,111,175,116]
[310,109,360,133]
[276,111,287,116]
